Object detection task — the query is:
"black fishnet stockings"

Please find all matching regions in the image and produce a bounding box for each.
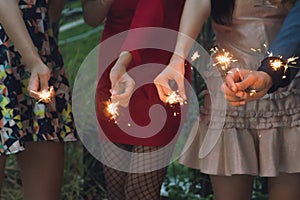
[102,143,170,200]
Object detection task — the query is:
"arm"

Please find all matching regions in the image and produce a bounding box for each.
[110,0,165,106]
[154,0,211,102]
[48,0,66,39]
[223,0,300,106]
[0,0,50,95]
[48,0,66,23]
[172,0,211,59]
[258,0,300,93]
[81,0,113,27]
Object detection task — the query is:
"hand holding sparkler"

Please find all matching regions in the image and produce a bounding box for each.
[154,55,187,105]
[28,61,53,103]
[222,68,272,106]
[109,52,135,107]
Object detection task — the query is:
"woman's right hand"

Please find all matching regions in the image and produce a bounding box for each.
[27,60,51,100]
[154,55,186,103]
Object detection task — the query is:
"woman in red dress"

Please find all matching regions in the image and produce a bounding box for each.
[82,0,189,199]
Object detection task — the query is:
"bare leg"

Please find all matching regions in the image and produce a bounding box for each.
[0,155,6,198]
[210,175,253,200]
[268,173,300,200]
[16,142,64,200]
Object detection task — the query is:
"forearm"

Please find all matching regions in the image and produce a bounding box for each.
[258,0,300,92]
[173,0,211,59]
[267,0,300,60]
[0,0,42,67]
[115,51,132,69]
[81,0,111,27]
[48,0,66,23]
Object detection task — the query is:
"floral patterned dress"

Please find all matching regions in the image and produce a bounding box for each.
[0,0,76,155]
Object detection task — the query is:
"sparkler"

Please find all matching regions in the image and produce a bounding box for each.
[211,47,237,73]
[165,91,186,105]
[269,56,299,79]
[30,86,55,103]
[106,100,119,121]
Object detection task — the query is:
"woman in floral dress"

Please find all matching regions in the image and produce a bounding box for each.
[0,0,76,199]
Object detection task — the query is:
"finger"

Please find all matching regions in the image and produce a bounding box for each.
[221,83,239,100]
[225,71,238,92]
[28,73,40,99]
[154,77,172,102]
[110,80,120,96]
[156,85,169,102]
[235,91,248,99]
[177,79,187,100]
[235,75,256,91]
[229,100,246,107]
[28,72,38,91]
[39,72,50,91]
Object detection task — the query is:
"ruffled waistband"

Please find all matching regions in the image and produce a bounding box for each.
[200,87,300,129]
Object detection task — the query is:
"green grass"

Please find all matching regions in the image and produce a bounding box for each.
[59,25,101,86]
[64,0,82,9]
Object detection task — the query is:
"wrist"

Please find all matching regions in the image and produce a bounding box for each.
[259,71,273,90]
[170,53,185,63]
[22,54,44,70]
[169,54,185,70]
[114,51,132,69]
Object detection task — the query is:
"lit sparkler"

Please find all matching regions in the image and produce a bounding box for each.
[211,47,237,72]
[269,56,299,79]
[106,100,119,121]
[165,91,186,105]
[30,86,55,103]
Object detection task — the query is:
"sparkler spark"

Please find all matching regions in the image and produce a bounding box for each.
[248,89,257,96]
[30,86,55,103]
[106,100,119,121]
[166,91,186,105]
[211,48,237,72]
[269,56,299,79]
[191,51,200,62]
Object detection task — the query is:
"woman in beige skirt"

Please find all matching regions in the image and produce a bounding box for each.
[154,0,300,199]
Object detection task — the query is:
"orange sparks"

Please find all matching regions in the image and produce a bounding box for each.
[270,59,283,71]
[269,56,299,79]
[166,91,186,105]
[211,48,237,72]
[106,100,119,120]
[30,86,55,103]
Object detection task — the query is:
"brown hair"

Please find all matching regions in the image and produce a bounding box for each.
[211,0,235,25]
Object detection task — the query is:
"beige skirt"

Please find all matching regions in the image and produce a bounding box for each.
[179,92,300,177]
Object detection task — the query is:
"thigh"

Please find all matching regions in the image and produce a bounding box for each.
[16,142,64,200]
[268,173,300,200]
[210,175,253,200]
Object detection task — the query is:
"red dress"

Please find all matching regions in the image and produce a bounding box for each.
[96,0,190,146]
